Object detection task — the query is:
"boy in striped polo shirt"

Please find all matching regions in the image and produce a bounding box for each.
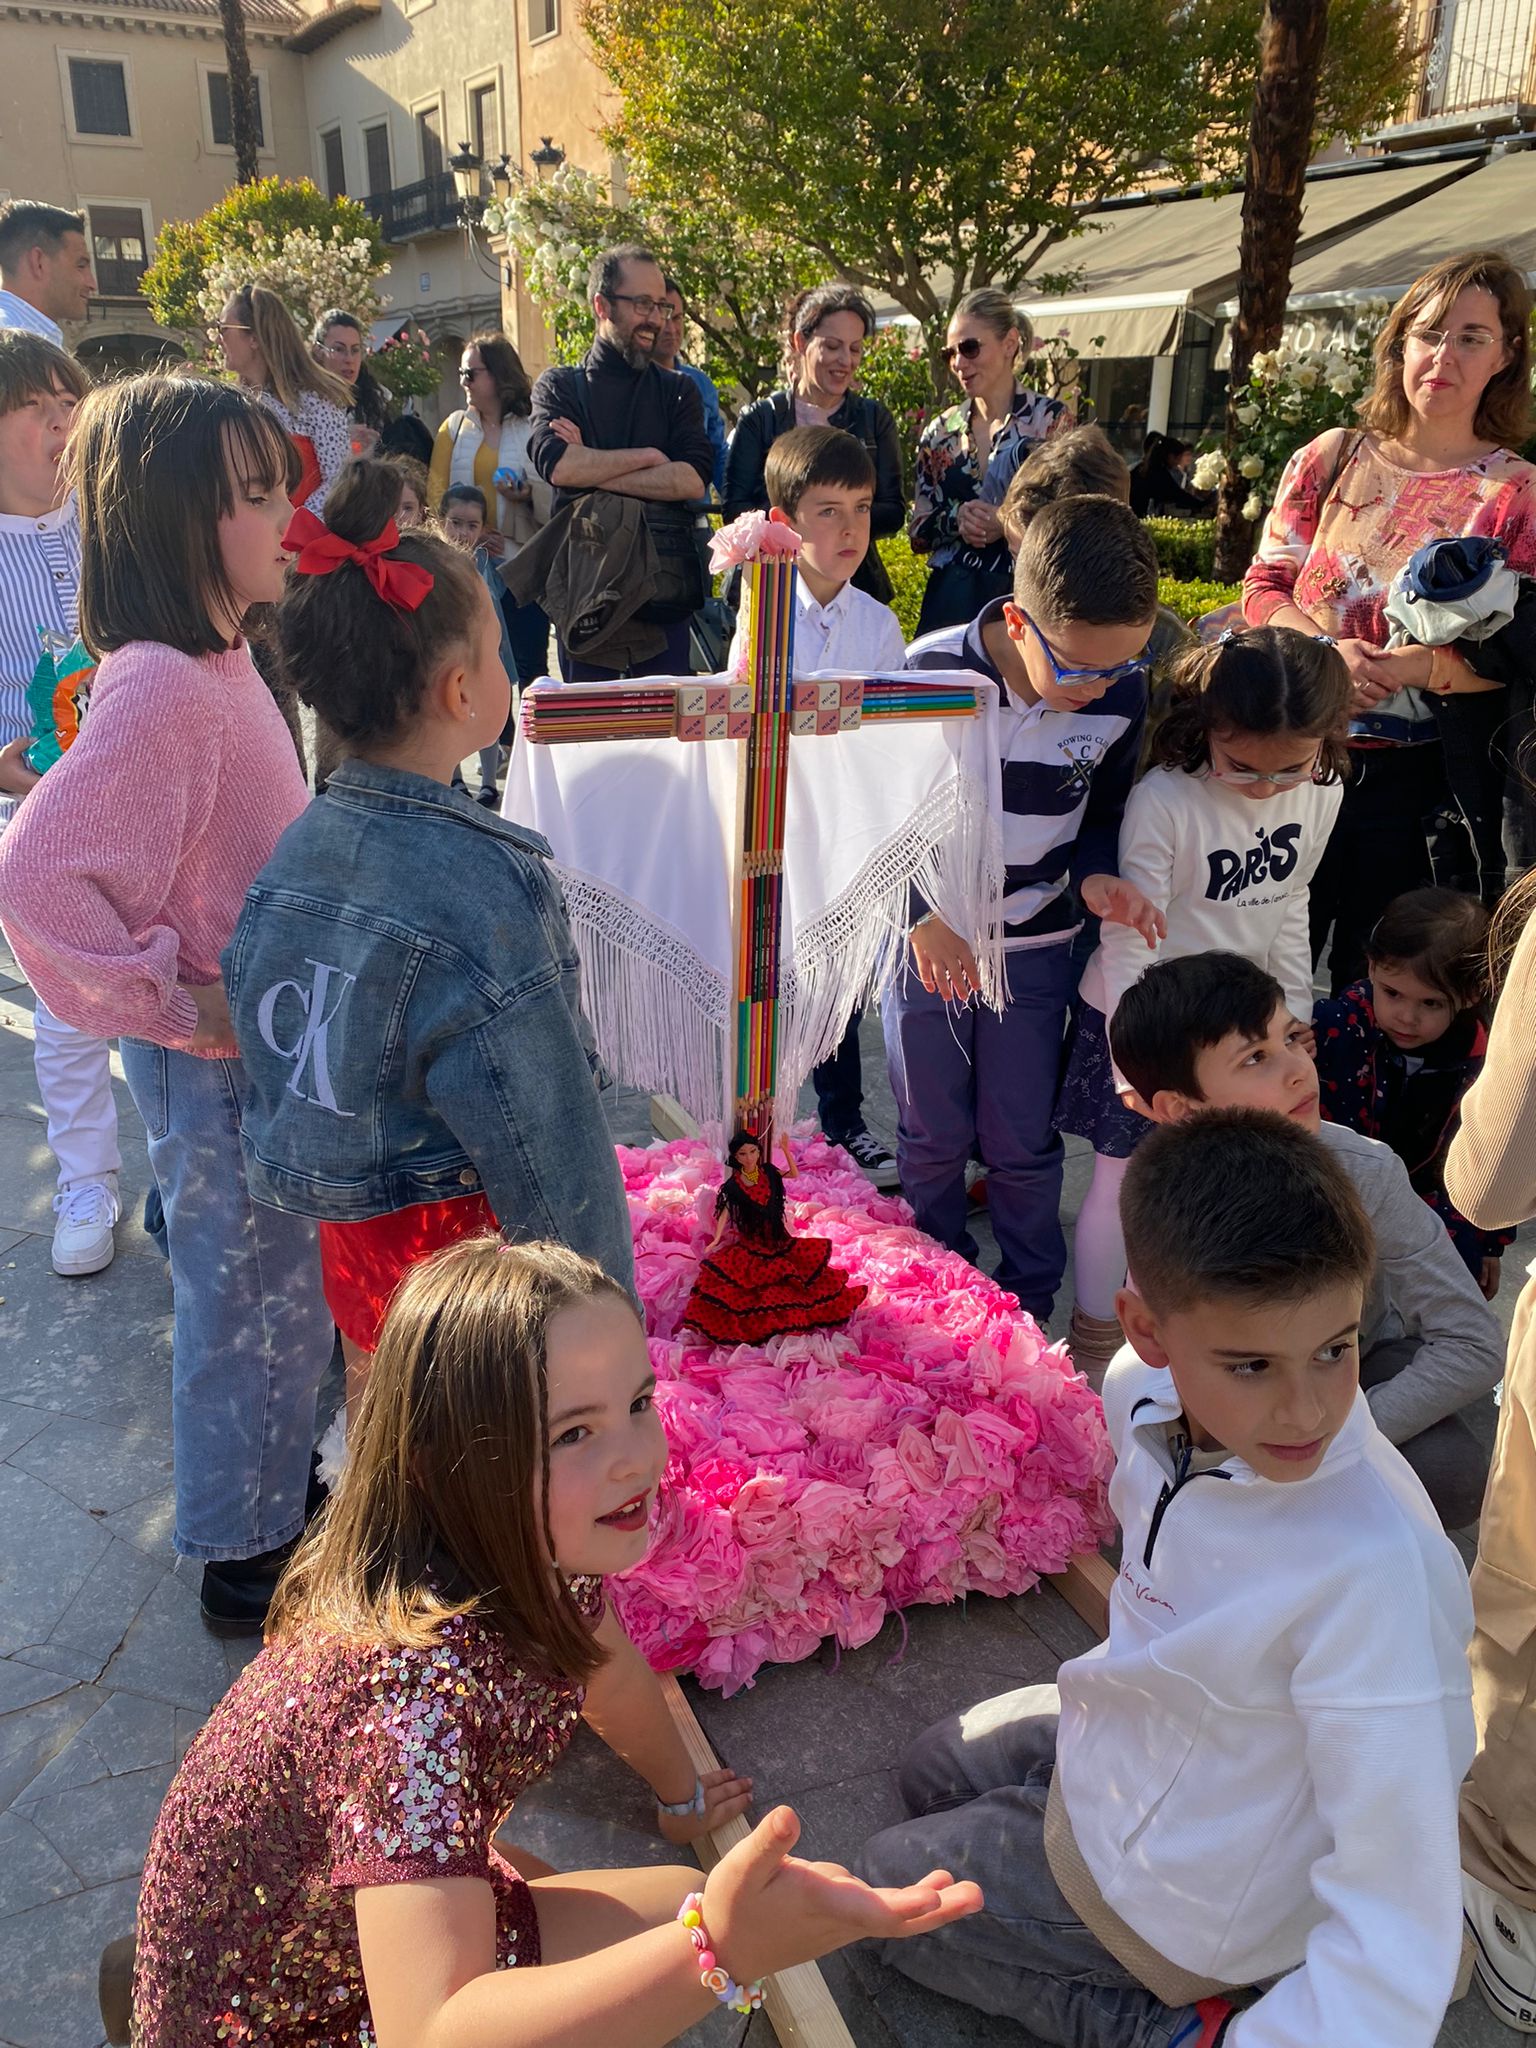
[0,331,121,1275]
[895,494,1161,1323]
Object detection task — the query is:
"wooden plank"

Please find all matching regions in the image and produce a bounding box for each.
[650,1092,702,1142]
[1047,1551,1117,1640]
[660,1674,857,2048]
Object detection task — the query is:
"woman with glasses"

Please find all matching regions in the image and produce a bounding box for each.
[1244,249,1536,990]
[311,309,388,454]
[723,283,905,604]
[909,290,1070,636]
[214,286,354,515]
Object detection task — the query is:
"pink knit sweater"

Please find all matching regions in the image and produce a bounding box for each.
[0,639,309,1049]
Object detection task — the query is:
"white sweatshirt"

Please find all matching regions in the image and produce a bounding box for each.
[1077,765,1342,1024]
[1057,1351,1474,2048]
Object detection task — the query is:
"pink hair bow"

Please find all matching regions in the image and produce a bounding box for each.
[282,507,435,612]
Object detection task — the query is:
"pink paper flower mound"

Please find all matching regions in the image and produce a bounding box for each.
[613,1130,1114,1695]
[708,509,803,573]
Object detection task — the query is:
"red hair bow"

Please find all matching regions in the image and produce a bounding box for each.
[282,507,435,613]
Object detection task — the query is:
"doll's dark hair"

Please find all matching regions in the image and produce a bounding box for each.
[718,1128,786,1233]
[1150,625,1351,782]
[1367,887,1491,1011]
[277,458,484,748]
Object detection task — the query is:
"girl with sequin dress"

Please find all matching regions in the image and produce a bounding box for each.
[121,1238,979,2046]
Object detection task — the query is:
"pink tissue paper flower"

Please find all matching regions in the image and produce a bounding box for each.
[610,1127,1113,1694]
[708,509,803,573]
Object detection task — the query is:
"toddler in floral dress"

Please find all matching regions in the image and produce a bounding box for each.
[123,1238,978,2046]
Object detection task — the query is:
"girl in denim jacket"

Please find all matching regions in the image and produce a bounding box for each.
[225,460,634,1430]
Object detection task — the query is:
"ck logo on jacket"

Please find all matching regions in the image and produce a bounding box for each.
[256,958,356,1117]
[1206,822,1302,902]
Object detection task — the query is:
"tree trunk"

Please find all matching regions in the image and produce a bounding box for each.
[218,0,262,186]
[1212,0,1330,582]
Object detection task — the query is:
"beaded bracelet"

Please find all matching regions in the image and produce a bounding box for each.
[676,1892,765,2016]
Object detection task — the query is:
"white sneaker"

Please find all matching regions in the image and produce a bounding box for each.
[1465,1869,1536,2031]
[51,1175,120,1277]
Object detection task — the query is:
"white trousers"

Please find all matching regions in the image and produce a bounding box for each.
[32,993,120,1191]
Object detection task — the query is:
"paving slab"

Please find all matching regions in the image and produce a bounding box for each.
[0,1230,172,1429]
[0,1870,140,2048]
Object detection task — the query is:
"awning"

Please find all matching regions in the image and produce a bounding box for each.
[1017,155,1476,358]
[1269,145,1536,308]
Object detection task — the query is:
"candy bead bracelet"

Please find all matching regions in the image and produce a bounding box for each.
[676,1892,765,2015]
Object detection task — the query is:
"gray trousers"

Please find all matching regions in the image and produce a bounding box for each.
[858,1685,1209,2048]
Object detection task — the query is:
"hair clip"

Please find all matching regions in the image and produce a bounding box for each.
[1216,626,1240,646]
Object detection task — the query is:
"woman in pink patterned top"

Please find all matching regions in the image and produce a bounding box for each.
[1243,250,1536,989]
[124,1239,979,2047]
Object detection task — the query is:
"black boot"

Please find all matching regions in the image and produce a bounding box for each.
[199,1545,291,1637]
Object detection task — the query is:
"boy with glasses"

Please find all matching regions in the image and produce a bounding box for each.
[893,493,1160,1322]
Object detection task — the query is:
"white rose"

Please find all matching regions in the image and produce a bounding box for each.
[1293,365,1321,391]
[1234,402,1260,427]
[1280,392,1305,416]
[1327,372,1356,397]
[1192,452,1225,491]
[1238,453,1264,478]
[1241,493,1263,521]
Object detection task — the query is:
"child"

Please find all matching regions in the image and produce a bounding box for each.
[1315,885,1510,1298]
[125,1237,980,2044]
[0,374,334,1633]
[862,1108,1474,2048]
[0,330,122,1277]
[995,422,1132,550]
[896,493,1163,1323]
[726,424,907,1189]
[385,451,429,528]
[1059,626,1351,1374]
[225,459,635,1416]
[1111,949,1505,1527]
[439,480,518,803]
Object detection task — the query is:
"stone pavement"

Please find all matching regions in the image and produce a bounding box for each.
[0,948,1518,2047]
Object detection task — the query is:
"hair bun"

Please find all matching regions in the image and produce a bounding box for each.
[318,457,401,549]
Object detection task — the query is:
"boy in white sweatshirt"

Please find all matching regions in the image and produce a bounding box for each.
[1110,948,1503,1527]
[861,1108,1475,2047]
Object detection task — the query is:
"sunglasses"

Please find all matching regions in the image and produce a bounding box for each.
[458,365,487,382]
[942,337,984,363]
[208,322,251,338]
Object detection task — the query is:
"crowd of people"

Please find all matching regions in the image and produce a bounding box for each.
[4,186,1536,2047]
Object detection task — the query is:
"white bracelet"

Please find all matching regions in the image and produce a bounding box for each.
[657,1776,706,1818]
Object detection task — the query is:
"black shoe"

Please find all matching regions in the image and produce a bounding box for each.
[840,1129,902,1191]
[199,1547,291,1637]
[98,1934,134,2044]
[476,785,500,807]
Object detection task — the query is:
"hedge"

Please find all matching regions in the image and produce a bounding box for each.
[879,534,1238,641]
[1157,576,1243,626]
[1143,518,1216,582]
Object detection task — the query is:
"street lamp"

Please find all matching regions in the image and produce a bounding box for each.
[448,142,483,203]
[489,153,513,200]
[530,135,566,177]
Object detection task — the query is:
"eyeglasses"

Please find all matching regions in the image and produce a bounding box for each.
[942,337,984,362]
[1017,609,1148,693]
[1206,742,1323,789]
[322,340,363,361]
[605,292,665,318]
[1404,327,1500,356]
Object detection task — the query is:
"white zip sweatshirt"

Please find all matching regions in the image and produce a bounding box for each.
[1077,764,1342,1026]
[1057,1350,1474,2047]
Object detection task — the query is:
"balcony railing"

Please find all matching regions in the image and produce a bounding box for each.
[361,173,483,245]
[1403,0,1536,120]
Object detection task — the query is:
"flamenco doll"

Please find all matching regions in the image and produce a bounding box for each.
[681,1129,866,1346]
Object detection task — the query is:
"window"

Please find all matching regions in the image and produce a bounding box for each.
[364,121,392,197]
[88,204,149,297]
[69,57,131,136]
[527,0,559,39]
[321,127,346,200]
[208,71,267,151]
[415,102,444,180]
[468,81,499,162]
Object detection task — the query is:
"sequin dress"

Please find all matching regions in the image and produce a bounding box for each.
[131,1580,603,2045]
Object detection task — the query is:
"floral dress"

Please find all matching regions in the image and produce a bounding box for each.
[682,1165,866,1346]
[131,1582,602,2045]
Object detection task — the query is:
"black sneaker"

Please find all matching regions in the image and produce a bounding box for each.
[199,1544,294,1637]
[840,1130,902,1190]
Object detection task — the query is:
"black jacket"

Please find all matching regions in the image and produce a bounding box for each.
[723,386,906,603]
[528,339,713,545]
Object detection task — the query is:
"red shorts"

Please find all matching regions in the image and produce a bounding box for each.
[318,1193,498,1351]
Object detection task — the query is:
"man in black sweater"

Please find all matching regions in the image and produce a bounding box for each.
[528,243,713,679]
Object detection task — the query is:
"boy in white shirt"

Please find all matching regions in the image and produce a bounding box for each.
[727,424,905,1185]
[1110,949,1503,1527]
[861,1107,1475,2048]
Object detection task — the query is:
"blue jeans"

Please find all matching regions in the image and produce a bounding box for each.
[561,618,692,681]
[119,1040,332,1562]
[882,942,1076,1321]
[813,1009,866,1144]
[859,1685,1203,2047]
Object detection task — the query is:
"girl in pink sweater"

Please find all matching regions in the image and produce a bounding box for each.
[0,374,334,1635]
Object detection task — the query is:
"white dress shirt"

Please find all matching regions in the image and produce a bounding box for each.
[0,291,63,345]
[727,575,906,678]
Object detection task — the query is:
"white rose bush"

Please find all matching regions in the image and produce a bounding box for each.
[1193,301,1388,522]
[197,226,383,337]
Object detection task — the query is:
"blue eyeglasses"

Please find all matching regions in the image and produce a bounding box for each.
[1016,609,1148,694]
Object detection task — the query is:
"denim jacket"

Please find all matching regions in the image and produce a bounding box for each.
[223,759,634,1293]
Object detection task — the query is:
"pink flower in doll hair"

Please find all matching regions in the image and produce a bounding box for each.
[708,509,803,572]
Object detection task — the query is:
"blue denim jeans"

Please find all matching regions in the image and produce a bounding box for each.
[859,1685,1204,2048]
[119,1039,332,1562]
[882,942,1076,1321]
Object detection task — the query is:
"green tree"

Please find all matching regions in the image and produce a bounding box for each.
[142,177,387,338]
[584,0,1413,389]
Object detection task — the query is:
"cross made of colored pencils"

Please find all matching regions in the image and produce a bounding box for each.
[522,529,982,1145]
